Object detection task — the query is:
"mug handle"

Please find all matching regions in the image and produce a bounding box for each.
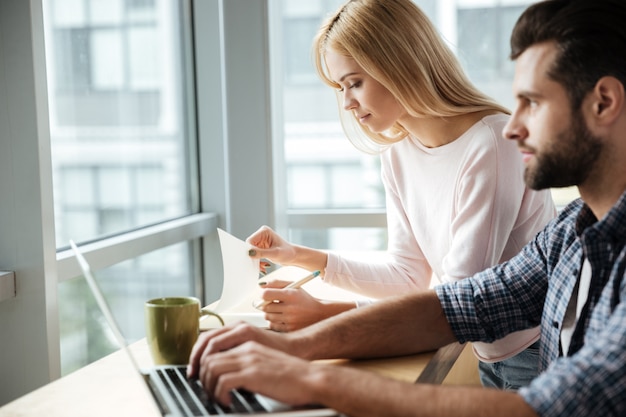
[200,307,225,327]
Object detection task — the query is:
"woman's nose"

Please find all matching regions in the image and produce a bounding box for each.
[342,91,357,110]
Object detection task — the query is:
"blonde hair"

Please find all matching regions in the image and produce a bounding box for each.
[313,0,510,153]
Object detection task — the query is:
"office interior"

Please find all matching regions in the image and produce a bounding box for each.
[0,0,578,407]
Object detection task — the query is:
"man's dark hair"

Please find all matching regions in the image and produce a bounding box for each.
[510,0,626,110]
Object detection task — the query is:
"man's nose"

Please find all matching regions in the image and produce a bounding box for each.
[502,111,527,142]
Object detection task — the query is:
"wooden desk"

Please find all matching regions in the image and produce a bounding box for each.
[0,339,161,417]
[0,277,477,416]
[0,337,467,417]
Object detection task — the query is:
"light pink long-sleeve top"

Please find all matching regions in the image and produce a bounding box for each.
[323,114,556,362]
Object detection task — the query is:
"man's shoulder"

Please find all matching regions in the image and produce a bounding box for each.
[555,198,584,222]
[537,198,583,247]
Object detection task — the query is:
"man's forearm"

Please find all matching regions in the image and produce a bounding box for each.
[290,290,457,360]
[308,364,537,417]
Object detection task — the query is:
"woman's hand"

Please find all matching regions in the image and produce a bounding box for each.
[258,280,327,332]
[246,226,298,266]
[246,225,330,274]
[258,279,356,332]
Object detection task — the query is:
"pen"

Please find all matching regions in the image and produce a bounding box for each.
[254,270,321,309]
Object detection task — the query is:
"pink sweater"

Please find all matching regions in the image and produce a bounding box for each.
[324,114,556,362]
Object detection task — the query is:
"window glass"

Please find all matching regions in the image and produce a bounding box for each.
[44,0,195,247]
[43,0,198,375]
[289,228,388,252]
[58,242,196,375]
[283,17,322,85]
[128,27,160,89]
[289,166,327,208]
[89,0,124,25]
[91,30,125,89]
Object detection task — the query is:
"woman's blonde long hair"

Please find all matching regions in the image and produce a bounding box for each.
[313,0,510,153]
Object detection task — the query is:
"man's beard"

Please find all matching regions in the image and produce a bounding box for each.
[524,111,602,190]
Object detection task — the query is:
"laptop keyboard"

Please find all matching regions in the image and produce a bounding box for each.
[155,366,268,415]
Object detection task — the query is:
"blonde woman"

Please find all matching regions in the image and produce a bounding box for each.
[248,0,555,390]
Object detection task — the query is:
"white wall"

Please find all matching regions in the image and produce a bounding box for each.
[195,0,277,303]
[0,0,60,404]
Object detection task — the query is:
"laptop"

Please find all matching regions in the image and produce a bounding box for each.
[69,240,342,417]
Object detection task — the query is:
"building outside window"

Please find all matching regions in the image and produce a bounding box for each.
[43,0,198,375]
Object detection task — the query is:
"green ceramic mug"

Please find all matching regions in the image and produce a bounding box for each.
[145,296,224,365]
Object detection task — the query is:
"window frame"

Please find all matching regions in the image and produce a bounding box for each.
[0,0,277,404]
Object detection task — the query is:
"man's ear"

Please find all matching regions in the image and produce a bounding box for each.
[590,76,624,125]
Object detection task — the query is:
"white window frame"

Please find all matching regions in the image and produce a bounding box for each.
[0,0,279,405]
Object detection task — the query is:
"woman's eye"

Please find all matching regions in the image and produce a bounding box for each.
[337,80,361,93]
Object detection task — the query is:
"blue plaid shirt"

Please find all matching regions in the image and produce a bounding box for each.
[436,191,626,417]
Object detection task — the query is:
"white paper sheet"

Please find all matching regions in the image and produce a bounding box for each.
[214,228,260,312]
[196,229,266,328]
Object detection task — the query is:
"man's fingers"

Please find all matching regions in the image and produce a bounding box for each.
[199,351,246,399]
[188,327,232,377]
[191,323,261,377]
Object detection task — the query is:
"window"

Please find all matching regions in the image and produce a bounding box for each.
[46,0,194,246]
[58,243,195,374]
[43,0,200,374]
[276,0,386,251]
